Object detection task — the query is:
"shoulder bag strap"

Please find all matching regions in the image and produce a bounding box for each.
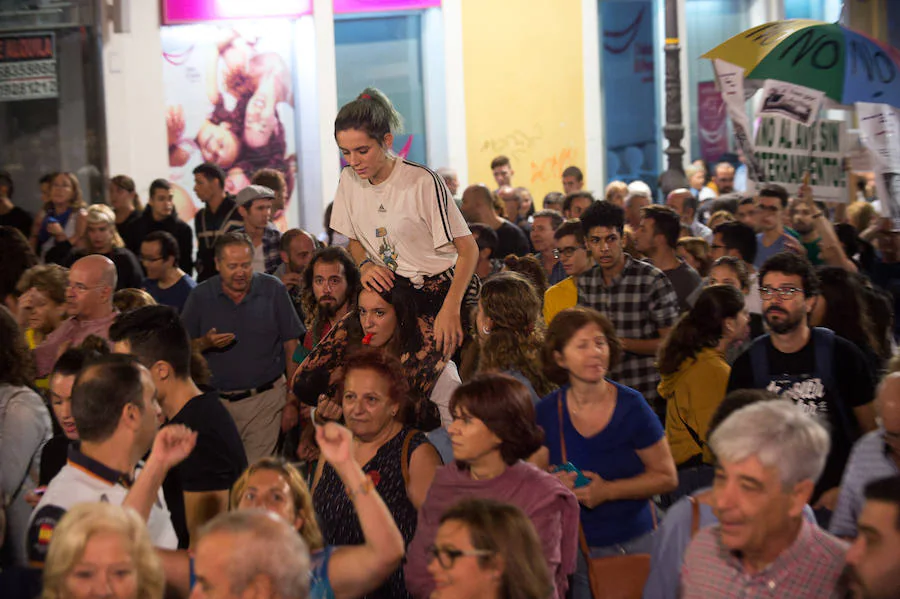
[689,496,700,538]
[401,429,419,488]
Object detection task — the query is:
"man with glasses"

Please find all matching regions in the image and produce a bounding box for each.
[33,255,118,377]
[831,373,900,539]
[543,219,593,324]
[140,230,196,313]
[129,178,194,275]
[727,251,877,520]
[754,184,803,269]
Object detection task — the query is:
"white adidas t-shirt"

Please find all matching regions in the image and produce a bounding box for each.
[330,160,471,286]
[26,459,177,565]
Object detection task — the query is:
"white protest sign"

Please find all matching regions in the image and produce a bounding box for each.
[856,102,900,226]
[713,59,766,184]
[759,80,824,127]
[753,115,848,201]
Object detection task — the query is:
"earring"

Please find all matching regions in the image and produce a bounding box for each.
[482,326,490,335]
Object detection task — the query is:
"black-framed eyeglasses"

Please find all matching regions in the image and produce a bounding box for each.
[759,286,804,300]
[426,545,495,570]
[553,246,585,259]
[140,255,165,263]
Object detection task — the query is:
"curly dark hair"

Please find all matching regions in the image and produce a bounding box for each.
[0,306,36,387]
[657,285,745,376]
[351,278,422,356]
[759,251,819,297]
[502,254,549,299]
[477,272,554,396]
[301,247,362,334]
[449,373,544,465]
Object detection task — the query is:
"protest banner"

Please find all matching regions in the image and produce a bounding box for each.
[857,102,900,226]
[713,59,766,184]
[753,115,848,201]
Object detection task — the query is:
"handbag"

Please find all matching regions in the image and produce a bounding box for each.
[557,395,653,599]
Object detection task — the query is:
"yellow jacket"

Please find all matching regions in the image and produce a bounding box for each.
[543,277,577,325]
[657,348,730,467]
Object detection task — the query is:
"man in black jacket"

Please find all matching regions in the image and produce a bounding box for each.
[129,179,194,275]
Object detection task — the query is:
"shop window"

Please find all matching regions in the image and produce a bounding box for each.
[334,14,427,165]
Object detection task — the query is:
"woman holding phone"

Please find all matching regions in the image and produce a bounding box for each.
[534,307,677,599]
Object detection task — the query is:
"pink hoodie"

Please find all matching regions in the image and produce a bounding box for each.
[405,460,579,599]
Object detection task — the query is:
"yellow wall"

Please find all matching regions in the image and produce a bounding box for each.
[460,0,586,206]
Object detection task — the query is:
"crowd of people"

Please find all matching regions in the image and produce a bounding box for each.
[1,87,900,599]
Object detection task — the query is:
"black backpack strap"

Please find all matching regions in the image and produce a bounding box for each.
[748,334,772,391]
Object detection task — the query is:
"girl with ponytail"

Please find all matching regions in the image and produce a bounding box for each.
[656,284,748,499]
[330,89,478,357]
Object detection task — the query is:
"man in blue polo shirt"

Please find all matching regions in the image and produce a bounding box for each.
[181,231,303,463]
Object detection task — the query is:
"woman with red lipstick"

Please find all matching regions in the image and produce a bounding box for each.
[0,307,52,565]
[293,278,459,431]
[330,88,479,361]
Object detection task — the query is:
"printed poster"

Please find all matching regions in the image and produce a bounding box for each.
[697,81,728,164]
[857,102,900,226]
[161,23,298,229]
[759,80,824,128]
[713,59,767,184]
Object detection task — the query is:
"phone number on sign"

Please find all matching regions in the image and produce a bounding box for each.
[0,60,56,79]
[0,78,57,100]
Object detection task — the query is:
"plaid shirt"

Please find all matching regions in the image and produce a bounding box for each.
[681,519,848,598]
[237,224,283,275]
[576,255,678,405]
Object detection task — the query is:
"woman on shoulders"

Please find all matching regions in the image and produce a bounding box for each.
[330,88,478,357]
[657,284,748,500]
[534,307,677,599]
[406,373,578,599]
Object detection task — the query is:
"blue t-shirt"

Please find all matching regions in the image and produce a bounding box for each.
[311,545,336,599]
[143,275,196,313]
[536,382,664,547]
[754,231,798,269]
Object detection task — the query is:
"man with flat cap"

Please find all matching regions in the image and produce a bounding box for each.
[234,184,283,275]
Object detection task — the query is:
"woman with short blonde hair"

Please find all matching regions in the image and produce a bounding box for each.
[42,502,164,599]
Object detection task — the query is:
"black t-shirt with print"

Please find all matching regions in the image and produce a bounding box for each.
[728,333,875,500]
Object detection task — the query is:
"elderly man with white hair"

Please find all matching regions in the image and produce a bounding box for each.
[680,400,848,598]
[192,509,311,599]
